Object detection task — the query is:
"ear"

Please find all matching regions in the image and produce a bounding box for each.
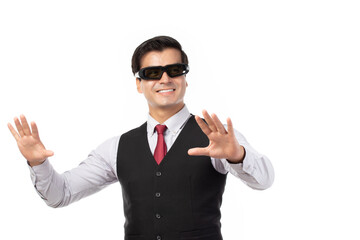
[136,78,143,93]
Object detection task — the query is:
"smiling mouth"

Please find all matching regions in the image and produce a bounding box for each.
[157,89,175,93]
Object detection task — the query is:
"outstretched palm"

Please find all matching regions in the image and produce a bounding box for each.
[188,110,245,163]
[8,115,53,166]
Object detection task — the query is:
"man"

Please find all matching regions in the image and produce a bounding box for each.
[8,36,274,240]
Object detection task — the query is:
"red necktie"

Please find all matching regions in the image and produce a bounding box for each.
[154,124,167,165]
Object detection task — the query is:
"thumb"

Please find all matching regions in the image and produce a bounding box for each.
[188,147,208,156]
[45,150,54,158]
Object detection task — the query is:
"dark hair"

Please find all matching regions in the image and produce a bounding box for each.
[131,36,189,75]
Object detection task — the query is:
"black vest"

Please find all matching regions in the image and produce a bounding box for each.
[117,116,227,240]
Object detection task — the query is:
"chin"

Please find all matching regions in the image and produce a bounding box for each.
[155,101,183,109]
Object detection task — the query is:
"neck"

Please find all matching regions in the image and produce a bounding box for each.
[149,103,185,124]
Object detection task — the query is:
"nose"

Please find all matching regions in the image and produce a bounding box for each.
[158,71,172,84]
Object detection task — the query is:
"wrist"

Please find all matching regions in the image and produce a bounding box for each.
[227,146,246,163]
[27,159,46,167]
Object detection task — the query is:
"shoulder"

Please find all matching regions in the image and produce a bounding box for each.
[95,135,121,153]
[120,122,147,139]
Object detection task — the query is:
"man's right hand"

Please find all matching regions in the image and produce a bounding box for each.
[8,115,54,167]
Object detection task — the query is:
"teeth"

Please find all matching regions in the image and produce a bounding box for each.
[158,89,174,93]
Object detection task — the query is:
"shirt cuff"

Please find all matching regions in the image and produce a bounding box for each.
[28,159,53,200]
[227,146,255,176]
[28,159,52,185]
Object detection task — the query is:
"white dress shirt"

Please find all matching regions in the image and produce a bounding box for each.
[29,106,274,208]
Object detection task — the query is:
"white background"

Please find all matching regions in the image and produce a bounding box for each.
[1,0,359,239]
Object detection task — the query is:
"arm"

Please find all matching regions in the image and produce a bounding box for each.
[188,110,274,190]
[29,142,118,207]
[212,129,274,190]
[8,115,118,207]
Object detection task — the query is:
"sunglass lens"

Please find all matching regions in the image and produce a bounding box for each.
[167,64,185,77]
[144,68,162,79]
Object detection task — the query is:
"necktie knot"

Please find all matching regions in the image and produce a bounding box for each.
[155,124,167,135]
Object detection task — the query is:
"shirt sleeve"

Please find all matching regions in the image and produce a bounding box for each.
[28,136,120,208]
[211,126,275,190]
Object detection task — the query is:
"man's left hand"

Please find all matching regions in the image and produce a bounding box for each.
[188,110,245,163]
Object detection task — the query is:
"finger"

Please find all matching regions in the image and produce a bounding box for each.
[202,110,217,132]
[14,117,25,137]
[188,147,209,156]
[8,123,20,141]
[226,117,235,136]
[31,121,40,140]
[20,115,31,136]
[211,113,227,134]
[195,115,211,135]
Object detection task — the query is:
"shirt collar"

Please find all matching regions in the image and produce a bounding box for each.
[147,105,191,136]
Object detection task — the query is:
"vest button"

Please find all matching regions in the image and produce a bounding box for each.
[155,213,161,219]
[155,192,161,197]
[156,171,162,177]
[156,235,162,240]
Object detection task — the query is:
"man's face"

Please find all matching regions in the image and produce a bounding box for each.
[136,48,188,114]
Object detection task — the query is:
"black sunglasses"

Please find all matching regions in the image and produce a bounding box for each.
[135,63,189,80]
